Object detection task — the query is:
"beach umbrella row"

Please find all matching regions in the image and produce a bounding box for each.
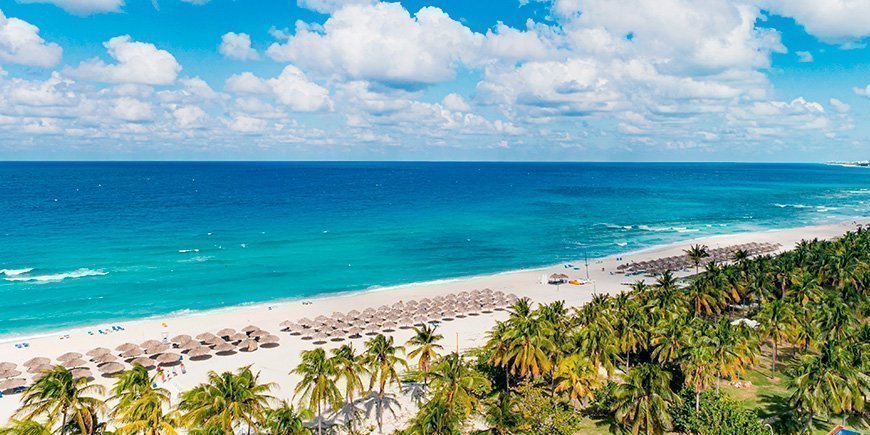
[617,242,781,274]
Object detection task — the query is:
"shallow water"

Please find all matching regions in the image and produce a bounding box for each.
[1,162,868,335]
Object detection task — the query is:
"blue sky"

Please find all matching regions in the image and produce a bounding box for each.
[0,0,868,161]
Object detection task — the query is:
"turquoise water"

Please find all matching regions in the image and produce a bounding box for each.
[1,162,868,336]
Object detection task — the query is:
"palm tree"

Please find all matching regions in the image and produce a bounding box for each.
[553,354,600,408]
[261,401,312,435]
[575,313,617,377]
[179,366,275,434]
[684,244,709,274]
[0,420,53,435]
[15,365,106,435]
[363,334,407,433]
[504,300,554,379]
[426,353,491,418]
[406,324,444,384]
[111,365,179,435]
[789,340,864,432]
[617,301,647,372]
[330,344,368,432]
[482,392,518,434]
[650,314,686,365]
[291,348,341,435]
[484,321,512,388]
[680,325,716,414]
[404,397,462,434]
[708,318,756,394]
[612,363,679,435]
[684,278,720,317]
[756,298,796,378]
[789,269,822,307]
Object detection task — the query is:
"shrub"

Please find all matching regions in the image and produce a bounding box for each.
[671,388,768,435]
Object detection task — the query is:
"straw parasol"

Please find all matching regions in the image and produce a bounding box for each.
[241,325,260,333]
[381,320,397,331]
[61,358,86,368]
[239,339,259,352]
[346,326,363,337]
[213,343,235,354]
[156,353,180,365]
[279,320,296,330]
[57,352,82,362]
[195,332,217,341]
[23,357,50,368]
[98,362,125,375]
[0,369,22,379]
[0,378,26,391]
[0,362,16,371]
[71,368,92,380]
[181,340,201,351]
[288,324,305,334]
[93,354,118,364]
[216,328,236,337]
[248,329,269,338]
[188,346,210,358]
[132,357,155,368]
[28,364,52,374]
[116,343,139,352]
[171,335,192,345]
[121,348,143,358]
[259,335,280,345]
[140,340,162,349]
[347,310,361,319]
[145,343,170,355]
[86,348,111,358]
[297,317,313,327]
[227,332,247,342]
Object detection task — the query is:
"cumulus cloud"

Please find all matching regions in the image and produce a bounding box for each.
[829,98,850,113]
[761,0,870,45]
[225,66,331,112]
[0,10,63,67]
[854,84,870,97]
[295,0,374,14]
[172,105,207,127]
[17,0,123,15]
[441,93,471,112]
[111,97,152,121]
[795,51,813,62]
[267,3,482,87]
[66,36,180,85]
[219,32,259,61]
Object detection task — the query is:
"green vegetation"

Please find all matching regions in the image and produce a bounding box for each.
[3,229,867,433]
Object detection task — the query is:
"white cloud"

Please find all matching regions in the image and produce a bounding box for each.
[267,65,331,112]
[442,93,471,112]
[854,84,870,97]
[795,51,813,62]
[761,0,870,44]
[111,97,152,121]
[224,114,267,132]
[172,105,206,127]
[225,72,271,94]
[66,35,181,85]
[17,0,123,15]
[829,98,850,113]
[295,0,373,14]
[0,10,63,67]
[267,3,482,86]
[179,0,208,4]
[219,32,259,61]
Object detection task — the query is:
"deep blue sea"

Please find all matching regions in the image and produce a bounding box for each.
[1,162,868,336]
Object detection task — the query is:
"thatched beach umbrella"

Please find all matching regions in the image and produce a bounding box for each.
[140,340,162,349]
[116,343,139,352]
[0,378,26,391]
[0,369,22,379]
[229,332,248,342]
[347,310,361,319]
[27,364,52,374]
[24,356,51,367]
[259,335,279,345]
[248,329,269,338]
[132,357,155,368]
[279,320,296,330]
[57,352,83,362]
[381,320,398,331]
[171,335,192,345]
[156,353,180,365]
[240,339,259,352]
[93,354,118,364]
[196,332,217,341]
[0,362,16,371]
[71,368,92,380]
[213,343,235,354]
[145,343,170,355]
[288,324,305,334]
[297,317,313,327]
[121,348,143,358]
[216,328,236,338]
[98,362,125,375]
[61,358,86,368]
[346,326,363,337]
[86,348,111,358]
[312,332,328,344]
[188,346,210,358]
[181,340,201,351]
[241,325,260,333]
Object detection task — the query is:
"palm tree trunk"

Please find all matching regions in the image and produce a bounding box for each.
[347,390,354,432]
[317,400,322,435]
[505,369,510,390]
[695,390,700,414]
[61,408,68,435]
[377,388,384,433]
[625,352,630,373]
[771,340,778,379]
[716,376,720,395]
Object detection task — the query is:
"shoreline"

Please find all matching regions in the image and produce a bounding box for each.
[0,219,865,429]
[1,217,866,344]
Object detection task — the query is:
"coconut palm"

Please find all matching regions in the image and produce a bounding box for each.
[708,318,756,394]
[0,420,53,435]
[291,348,340,435]
[426,353,490,418]
[617,301,648,372]
[482,392,518,434]
[406,324,444,384]
[684,244,709,274]
[261,401,312,435]
[178,366,275,435]
[684,278,721,317]
[789,269,822,307]
[575,313,617,377]
[553,354,600,407]
[484,321,512,389]
[755,298,796,378]
[612,363,679,435]
[680,326,716,414]
[650,314,686,365]
[504,300,554,379]
[330,344,368,432]
[404,397,462,434]
[15,365,106,435]
[110,365,179,435]
[363,334,407,433]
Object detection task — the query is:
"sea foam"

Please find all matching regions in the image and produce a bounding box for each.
[0,268,33,277]
[4,268,108,284]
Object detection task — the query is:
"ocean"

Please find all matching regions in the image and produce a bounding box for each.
[1,162,868,336]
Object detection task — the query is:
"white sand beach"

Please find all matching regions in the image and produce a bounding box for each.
[0,220,864,431]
